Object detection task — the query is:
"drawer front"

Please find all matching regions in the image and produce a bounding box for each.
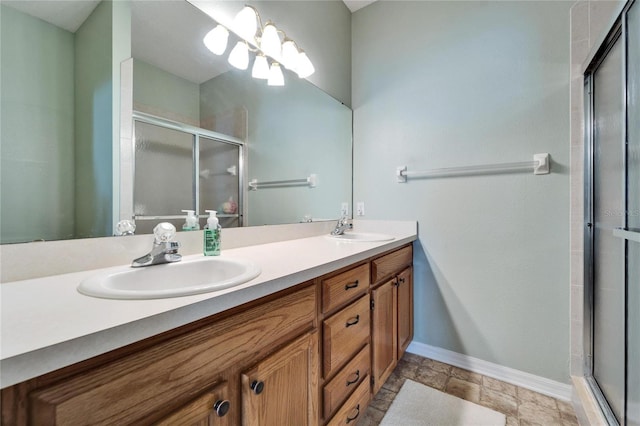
[323,296,370,377]
[372,245,412,283]
[322,263,370,313]
[29,285,316,426]
[326,377,371,426]
[155,381,231,426]
[323,344,370,419]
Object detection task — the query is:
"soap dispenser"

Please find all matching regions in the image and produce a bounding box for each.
[181,210,200,231]
[203,210,221,256]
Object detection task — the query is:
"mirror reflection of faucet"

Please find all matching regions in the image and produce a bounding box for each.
[115,220,136,236]
[131,223,182,267]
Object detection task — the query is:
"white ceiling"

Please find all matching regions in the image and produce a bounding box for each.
[342,0,377,13]
[131,1,230,84]
[3,0,377,32]
[5,0,374,84]
[2,0,100,33]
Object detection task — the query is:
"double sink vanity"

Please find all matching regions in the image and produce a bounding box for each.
[1,220,416,425]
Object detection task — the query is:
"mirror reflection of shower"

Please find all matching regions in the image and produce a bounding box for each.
[132,114,244,234]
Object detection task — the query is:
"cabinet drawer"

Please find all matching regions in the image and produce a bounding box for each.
[323,296,370,377]
[326,377,371,426]
[323,344,370,419]
[322,263,369,313]
[29,285,316,426]
[372,245,412,283]
[155,381,231,426]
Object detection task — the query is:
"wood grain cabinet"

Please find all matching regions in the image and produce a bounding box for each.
[241,331,319,426]
[371,246,414,394]
[325,379,371,426]
[155,381,232,426]
[5,284,317,426]
[2,244,414,426]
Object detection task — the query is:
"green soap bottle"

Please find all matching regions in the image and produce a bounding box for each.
[204,210,221,256]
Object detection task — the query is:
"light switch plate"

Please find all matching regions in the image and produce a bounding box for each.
[356,202,365,216]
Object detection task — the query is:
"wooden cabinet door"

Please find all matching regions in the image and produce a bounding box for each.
[397,267,413,360]
[154,381,232,426]
[371,279,397,394]
[241,331,319,426]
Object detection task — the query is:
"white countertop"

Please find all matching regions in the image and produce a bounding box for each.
[1,221,416,388]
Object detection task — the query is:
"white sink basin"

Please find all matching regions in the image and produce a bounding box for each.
[78,257,261,300]
[327,232,395,242]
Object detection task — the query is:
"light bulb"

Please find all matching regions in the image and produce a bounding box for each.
[260,23,281,58]
[203,25,229,55]
[228,41,249,70]
[233,6,258,40]
[268,62,285,86]
[281,39,300,70]
[296,51,314,78]
[252,55,270,79]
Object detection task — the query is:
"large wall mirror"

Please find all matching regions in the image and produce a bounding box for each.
[0,0,352,244]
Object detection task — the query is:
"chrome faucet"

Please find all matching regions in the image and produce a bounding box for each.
[330,215,353,236]
[131,223,182,267]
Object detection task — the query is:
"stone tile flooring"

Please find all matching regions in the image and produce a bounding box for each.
[360,353,579,426]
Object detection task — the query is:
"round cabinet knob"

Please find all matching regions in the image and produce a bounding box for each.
[251,380,265,395]
[213,399,230,417]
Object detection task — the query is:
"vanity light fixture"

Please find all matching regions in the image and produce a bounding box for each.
[281,39,299,67]
[203,25,229,55]
[252,54,270,79]
[233,5,259,40]
[259,22,281,58]
[202,4,314,86]
[228,41,250,70]
[267,62,285,86]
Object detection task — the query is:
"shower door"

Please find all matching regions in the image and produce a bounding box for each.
[132,113,244,234]
[585,1,639,424]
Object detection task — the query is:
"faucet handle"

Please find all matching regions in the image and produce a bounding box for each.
[115,220,136,236]
[166,241,180,252]
[153,222,177,243]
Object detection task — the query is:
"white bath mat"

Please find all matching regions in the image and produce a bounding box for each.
[380,379,506,426]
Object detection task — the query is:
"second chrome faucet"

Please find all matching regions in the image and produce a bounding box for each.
[330,215,353,236]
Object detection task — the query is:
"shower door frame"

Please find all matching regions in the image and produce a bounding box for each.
[583,1,637,424]
[128,111,246,228]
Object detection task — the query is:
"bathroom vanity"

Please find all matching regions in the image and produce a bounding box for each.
[1,222,415,425]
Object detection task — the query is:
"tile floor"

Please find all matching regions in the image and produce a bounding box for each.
[360,353,579,426]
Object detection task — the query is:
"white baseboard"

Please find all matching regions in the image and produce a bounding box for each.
[407,341,573,402]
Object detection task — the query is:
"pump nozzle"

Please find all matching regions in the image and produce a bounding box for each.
[204,210,219,229]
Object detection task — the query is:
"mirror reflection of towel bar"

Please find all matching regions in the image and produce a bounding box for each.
[249,174,317,190]
[396,153,550,182]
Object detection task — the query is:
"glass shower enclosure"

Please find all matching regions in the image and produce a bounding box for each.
[132,113,244,234]
[584,0,639,424]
